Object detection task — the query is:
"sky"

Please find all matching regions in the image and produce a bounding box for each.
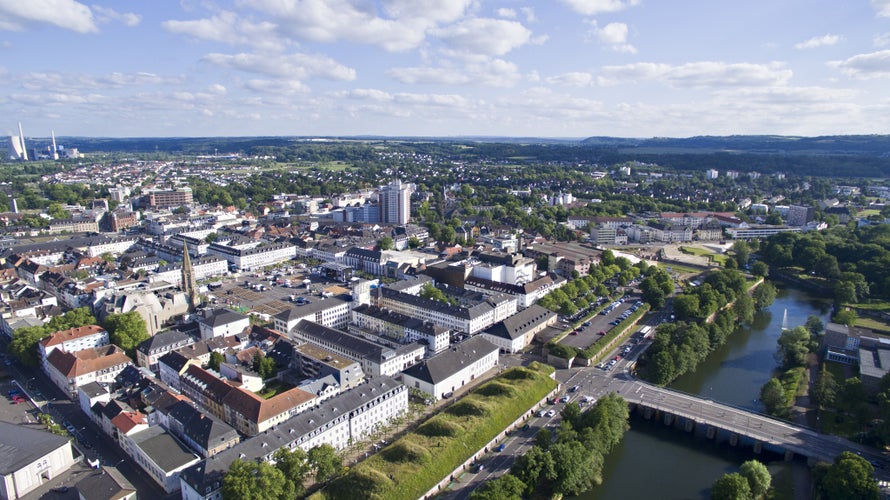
[2,0,890,139]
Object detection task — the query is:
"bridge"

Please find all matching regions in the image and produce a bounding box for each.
[573,368,889,473]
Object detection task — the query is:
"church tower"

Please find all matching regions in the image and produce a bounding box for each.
[182,242,199,309]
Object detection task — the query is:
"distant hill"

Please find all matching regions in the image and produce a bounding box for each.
[581,135,890,157]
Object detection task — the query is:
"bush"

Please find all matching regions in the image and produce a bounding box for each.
[446,399,491,418]
[380,441,431,464]
[476,381,516,398]
[500,367,537,380]
[415,418,462,438]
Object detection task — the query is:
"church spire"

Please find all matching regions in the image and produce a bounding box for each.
[182,242,198,309]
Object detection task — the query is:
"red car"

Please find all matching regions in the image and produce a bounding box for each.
[598,331,606,336]
[570,330,579,336]
[11,395,26,404]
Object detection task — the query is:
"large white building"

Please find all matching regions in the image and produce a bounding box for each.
[179,378,407,500]
[401,336,499,400]
[206,242,296,271]
[0,422,77,499]
[378,179,412,225]
[479,305,557,354]
[273,298,351,334]
[378,286,517,335]
[150,255,228,286]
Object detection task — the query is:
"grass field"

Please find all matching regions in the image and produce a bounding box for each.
[313,363,557,500]
[679,246,730,265]
[658,262,704,275]
[854,317,890,334]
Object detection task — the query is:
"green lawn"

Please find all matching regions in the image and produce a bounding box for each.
[658,262,703,275]
[850,302,890,312]
[854,317,890,334]
[314,363,557,500]
[257,380,294,399]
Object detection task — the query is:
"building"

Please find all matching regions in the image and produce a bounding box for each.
[787,205,815,227]
[378,285,517,335]
[706,169,719,179]
[150,256,228,287]
[350,303,451,355]
[292,343,365,391]
[135,330,195,371]
[400,336,499,400]
[291,320,423,378]
[725,225,801,239]
[74,467,137,500]
[197,309,250,341]
[148,188,194,209]
[206,242,296,271]
[378,179,412,225]
[480,305,556,354]
[272,298,351,335]
[0,422,77,499]
[179,378,407,500]
[44,345,133,398]
[166,401,240,458]
[38,325,110,369]
[125,426,200,493]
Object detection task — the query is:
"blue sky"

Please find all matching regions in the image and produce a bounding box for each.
[2,0,890,138]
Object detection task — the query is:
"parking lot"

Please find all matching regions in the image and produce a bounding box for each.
[558,293,643,350]
[209,269,350,318]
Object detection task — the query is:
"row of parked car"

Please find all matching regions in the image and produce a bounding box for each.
[608,301,644,326]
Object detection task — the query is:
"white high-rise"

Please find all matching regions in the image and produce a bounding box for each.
[378,179,412,224]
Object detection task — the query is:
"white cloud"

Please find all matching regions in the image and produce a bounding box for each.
[207,84,227,95]
[598,61,792,87]
[561,0,640,16]
[591,21,636,53]
[829,50,890,78]
[546,72,595,87]
[243,79,309,94]
[388,58,521,87]
[873,0,890,17]
[238,0,474,52]
[0,0,97,33]
[874,32,890,47]
[794,34,840,50]
[433,18,532,57]
[163,11,281,51]
[20,71,182,93]
[203,52,357,81]
[91,5,140,27]
[497,8,516,18]
[520,7,537,23]
[340,88,470,108]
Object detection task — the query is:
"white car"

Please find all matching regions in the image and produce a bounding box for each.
[546,409,556,417]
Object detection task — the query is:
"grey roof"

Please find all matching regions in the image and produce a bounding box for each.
[168,401,239,454]
[130,426,199,473]
[274,297,349,322]
[79,381,109,399]
[179,377,404,495]
[401,336,498,385]
[137,329,194,355]
[351,304,448,336]
[294,320,392,362]
[200,309,248,328]
[483,305,555,341]
[384,275,432,292]
[158,350,193,372]
[75,467,136,500]
[0,421,71,475]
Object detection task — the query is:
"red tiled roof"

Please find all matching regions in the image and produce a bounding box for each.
[40,325,106,348]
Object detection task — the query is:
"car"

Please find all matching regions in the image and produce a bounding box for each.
[583,322,591,327]
[537,410,546,417]
[598,330,606,336]
[614,355,622,361]
[546,409,556,417]
[476,463,485,472]
[569,385,580,393]
[559,395,570,403]
[570,330,579,335]
[495,443,506,452]
[521,423,530,431]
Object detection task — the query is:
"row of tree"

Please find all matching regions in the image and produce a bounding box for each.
[222,444,343,499]
[470,393,630,500]
[8,308,150,364]
[710,459,772,500]
[642,270,776,385]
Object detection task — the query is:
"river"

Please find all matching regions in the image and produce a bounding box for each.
[580,286,832,499]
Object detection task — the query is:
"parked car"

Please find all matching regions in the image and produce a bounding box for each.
[495,443,506,452]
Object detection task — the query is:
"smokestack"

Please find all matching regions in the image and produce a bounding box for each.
[51,130,58,160]
[17,123,27,161]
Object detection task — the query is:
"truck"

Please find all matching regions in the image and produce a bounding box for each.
[638,325,653,339]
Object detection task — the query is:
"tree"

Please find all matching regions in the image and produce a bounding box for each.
[419,283,452,305]
[673,294,701,321]
[711,472,753,500]
[9,325,51,367]
[816,451,879,500]
[832,309,858,326]
[560,402,581,425]
[273,447,309,497]
[776,326,812,369]
[835,281,858,305]
[548,440,597,496]
[534,428,553,450]
[408,236,421,249]
[805,315,824,336]
[46,202,70,219]
[734,293,755,325]
[222,459,290,500]
[511,445,555,496]
[252,352,277,380]
[48,307,97,331]
[377,236,394,251]
[750,261,769,278]
[468,473,525,500]
[732,240,751,268]
[208,351,225,371]
[752,281,776,310]
[760,377,788,417]
[811,368,838,408]
[308,444,342,483]
[103,311,150,357]
[739,460,771,499]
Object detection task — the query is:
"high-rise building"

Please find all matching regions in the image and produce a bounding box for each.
[787,205,815,227]
[148,187,193,209]
[378,179,412,225]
